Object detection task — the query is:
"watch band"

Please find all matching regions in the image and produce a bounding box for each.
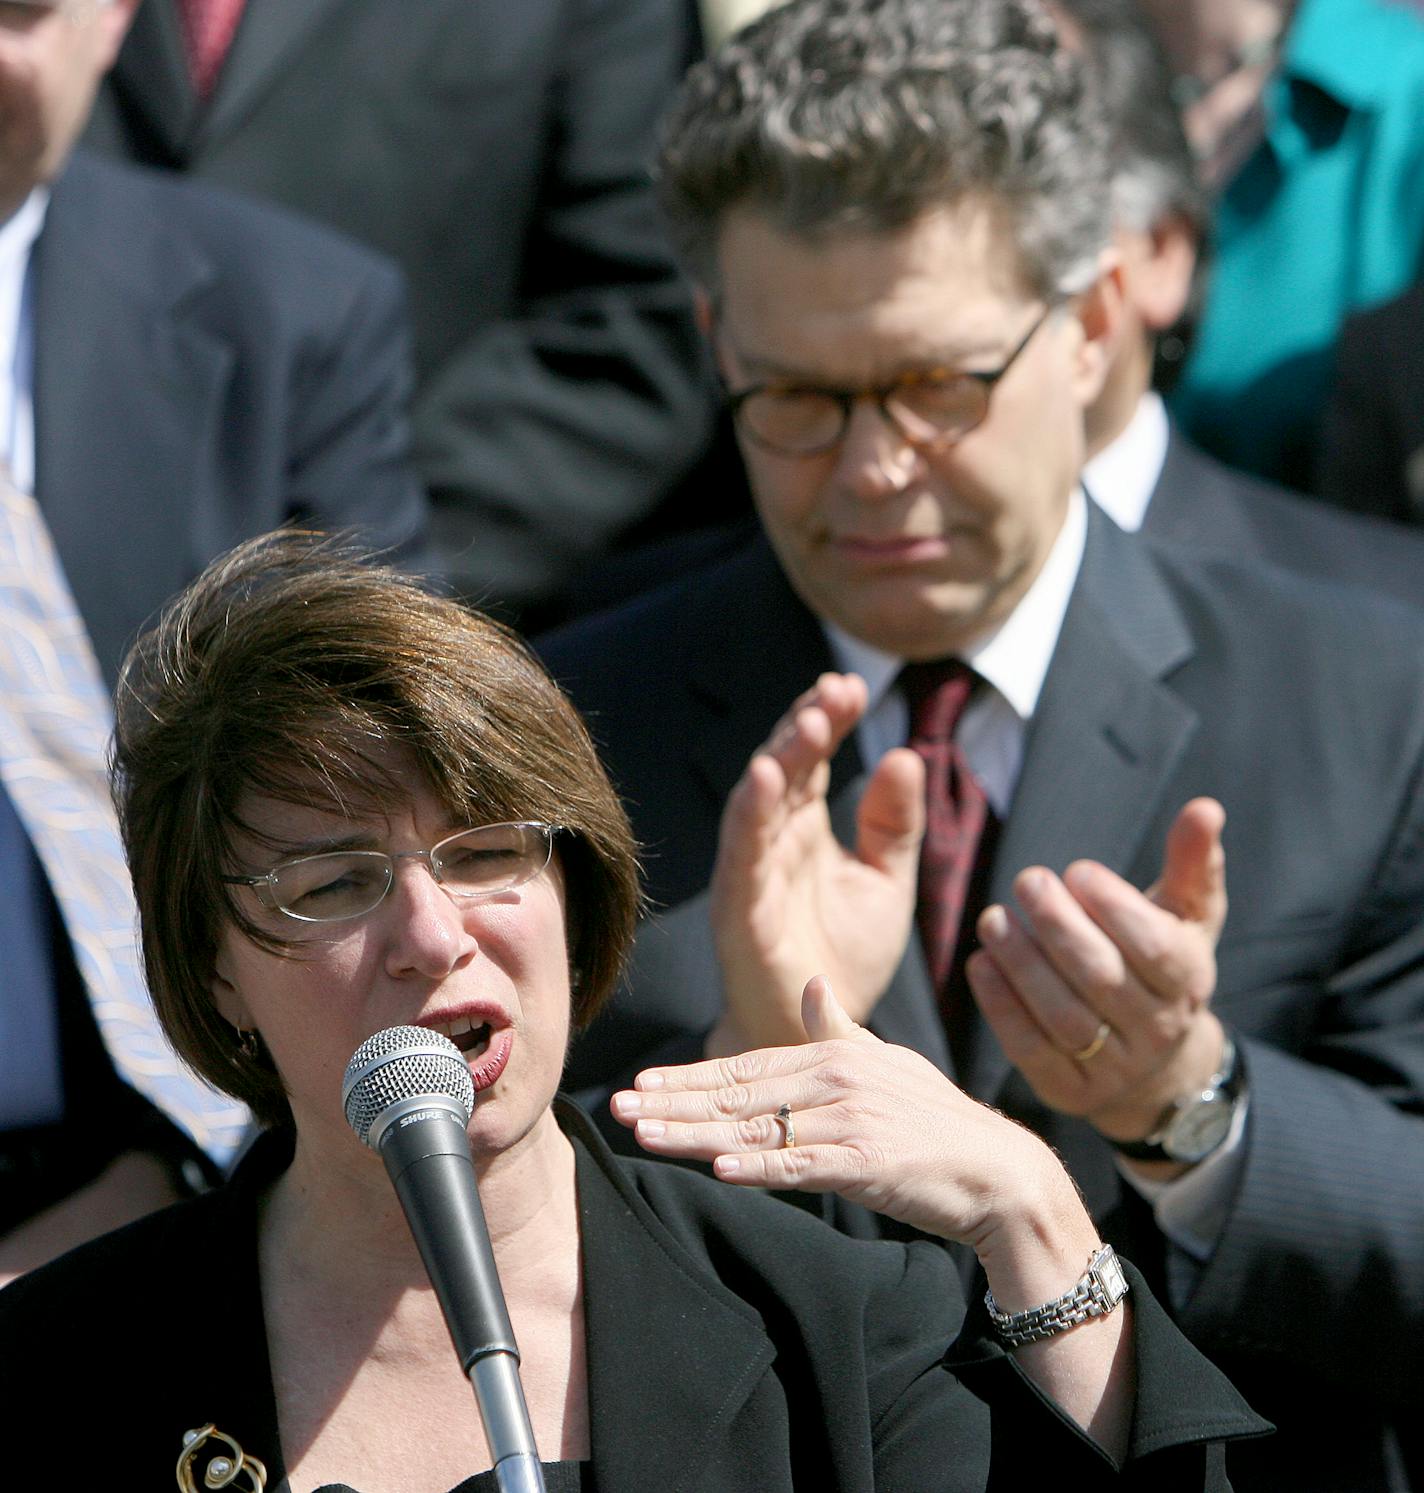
[1112,1034,1242,1164]
[985,1244,1130,1348]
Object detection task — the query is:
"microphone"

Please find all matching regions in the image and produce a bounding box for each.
[343,1026,546,1493]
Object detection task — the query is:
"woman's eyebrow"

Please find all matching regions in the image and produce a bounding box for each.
[264,830,384,858]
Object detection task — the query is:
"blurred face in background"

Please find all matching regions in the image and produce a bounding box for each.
[0,0,138,219]
[1085,215,1196,453]
[1132,0,1287,185]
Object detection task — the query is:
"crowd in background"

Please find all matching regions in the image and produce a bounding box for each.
[2,1,1423,1489]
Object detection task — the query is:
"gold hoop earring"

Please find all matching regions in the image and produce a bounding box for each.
[236,1028,259,1062]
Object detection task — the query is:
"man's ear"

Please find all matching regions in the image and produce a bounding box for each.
[1067,250,1126,406]
[1132,213,1199,332]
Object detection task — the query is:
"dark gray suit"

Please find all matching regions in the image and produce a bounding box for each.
[1318,281,1424,526]
[1140,423,1424,604]
[35,149,429,687]
[84,0,715,617]
[541,511,1424,1492]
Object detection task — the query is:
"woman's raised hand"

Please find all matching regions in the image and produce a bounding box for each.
[615,978,1134,1453]
[618,976,1085,1257]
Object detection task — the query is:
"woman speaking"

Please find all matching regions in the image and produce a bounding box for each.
[0,534,1263,1490]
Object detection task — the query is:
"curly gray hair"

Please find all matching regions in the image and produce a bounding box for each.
[658,0,1113,300]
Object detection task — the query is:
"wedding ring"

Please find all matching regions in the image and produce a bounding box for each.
[773,1102,796,1148]
[1071,1020,1112,1064]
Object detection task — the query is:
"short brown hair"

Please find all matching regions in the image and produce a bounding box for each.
[112,531,641,1127]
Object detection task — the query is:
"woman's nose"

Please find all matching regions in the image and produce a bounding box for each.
[382,860,477,978]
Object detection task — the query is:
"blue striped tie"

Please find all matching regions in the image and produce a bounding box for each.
[0,477,247,1164]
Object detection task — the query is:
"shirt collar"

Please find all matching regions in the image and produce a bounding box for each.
[1082,392,1169,534]
[0,187,47,487]
[824,486,1089,726]
[0,188,49,277]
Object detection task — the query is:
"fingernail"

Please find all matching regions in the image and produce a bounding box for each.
[637,1070,665,1091]
[1064,860,1099,892]
[714,1156,741,1177]
[1019,868,1047,899]
[636,1119,665,1140]
[979,905,1008,941]
[612,1092,641,1118]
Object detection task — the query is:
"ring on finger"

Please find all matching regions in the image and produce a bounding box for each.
[1070,1019,1112,1064]
[773,1103,796,1148]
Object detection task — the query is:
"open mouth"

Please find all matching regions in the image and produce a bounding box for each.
[431,1014,492,1059]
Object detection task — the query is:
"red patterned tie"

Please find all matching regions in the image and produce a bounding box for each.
[899,660,994,1007]
[176,0,248,99]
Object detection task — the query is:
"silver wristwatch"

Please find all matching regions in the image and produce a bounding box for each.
[984,1244,1130,1348]
[1113,1035,1243,1165]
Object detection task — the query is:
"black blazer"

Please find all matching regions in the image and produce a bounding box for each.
[1317,281,1424,525]
[84,0,715,615]
[540,511,1424,1492]
[0,1103,1265,1490]
[1140,423,1424,604]
[33,149,430,688]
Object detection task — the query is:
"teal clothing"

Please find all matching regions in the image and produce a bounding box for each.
[1169,0,1424,489]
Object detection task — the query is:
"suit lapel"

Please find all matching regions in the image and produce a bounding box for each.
[968,512,1200,1100]
[197,0,350,150]
[106,0,198,162]
[573,1109,777,1492]
[683,540,852,813]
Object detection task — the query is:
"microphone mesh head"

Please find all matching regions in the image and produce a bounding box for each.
[342,1025,476,1146]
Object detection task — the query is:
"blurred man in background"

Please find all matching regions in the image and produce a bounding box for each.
[0,0,428,1279]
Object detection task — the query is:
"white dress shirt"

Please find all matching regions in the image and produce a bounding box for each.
[0,188,46,492]
[1081,391,1170,534]
[823,485,1245,1280]
[828,486,1088,809]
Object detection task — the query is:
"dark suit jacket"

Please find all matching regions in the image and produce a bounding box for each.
[34,149,430,688]
[0,1103,1265,1490]
[1141,424,1424,604]
[540,512,1424,1492]
[84,0,715,617]
[1317,281,1424,524]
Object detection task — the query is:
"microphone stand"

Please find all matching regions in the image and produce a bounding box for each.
[378,1096,547,1493]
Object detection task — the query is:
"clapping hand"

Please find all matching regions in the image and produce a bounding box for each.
[967,797,1229,1150]
[707,672,923,1056]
